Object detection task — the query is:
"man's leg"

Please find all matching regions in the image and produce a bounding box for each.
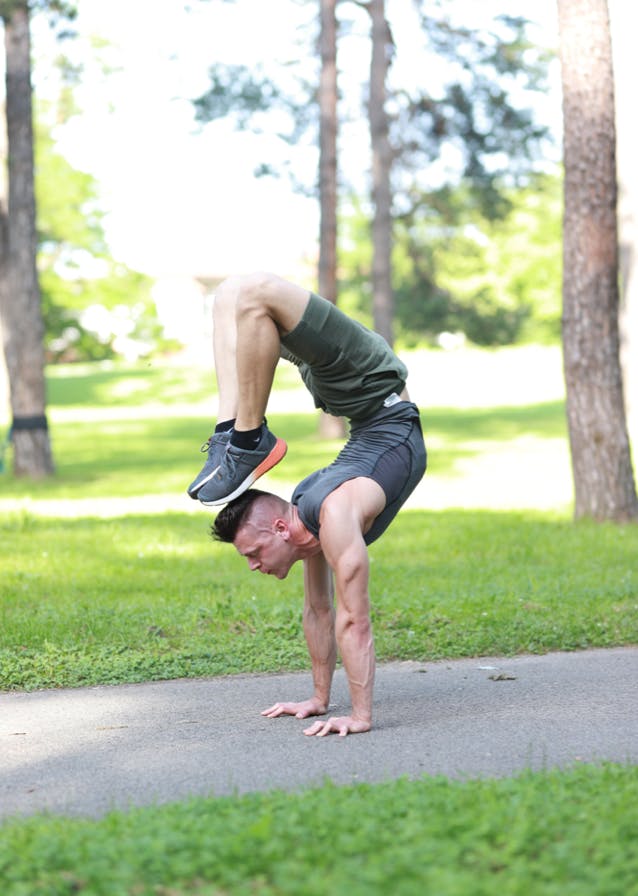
[187,277,242,498]
[189,272,310,504]
[212,275,241,424]
[233,272,309,431]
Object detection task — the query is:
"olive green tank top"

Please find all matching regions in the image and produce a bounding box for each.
[280,292,407,422]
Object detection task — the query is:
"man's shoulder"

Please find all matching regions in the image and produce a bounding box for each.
[319,478,386,528]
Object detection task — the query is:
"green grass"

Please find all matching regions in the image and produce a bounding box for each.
[0,401,568,501]
[1,351,570,499]
[0,412,344,499]
[0,355,635,690]
[43,355,304,408]
[1,764,637,895]
[1,509,636,690]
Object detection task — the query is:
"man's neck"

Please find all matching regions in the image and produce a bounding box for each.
[288,505,322,557]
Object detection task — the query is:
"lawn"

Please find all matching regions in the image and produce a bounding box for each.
[1,508,636,691]
[2,348,636,690]
[2,764,637,896]
[1,349,636,894]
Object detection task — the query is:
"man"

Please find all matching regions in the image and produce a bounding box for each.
[188,272,426,736]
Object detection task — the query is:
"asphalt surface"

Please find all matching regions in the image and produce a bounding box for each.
[2,646,637,821]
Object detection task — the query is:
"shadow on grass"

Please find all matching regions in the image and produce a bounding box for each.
[0,402,567,499]
[423,401,567,441]
[46,362,214,408]
[44,358,309,409]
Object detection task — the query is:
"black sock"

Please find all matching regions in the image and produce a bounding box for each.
[215,419,235,434]
[231,424,263,450]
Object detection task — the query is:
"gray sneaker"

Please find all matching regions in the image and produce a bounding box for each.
[198,426,287,506]
[187,430,232,499]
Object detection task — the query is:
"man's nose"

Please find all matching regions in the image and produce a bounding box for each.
[248,558,260,572]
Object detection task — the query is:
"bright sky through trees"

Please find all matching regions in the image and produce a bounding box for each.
[31,0,560,280]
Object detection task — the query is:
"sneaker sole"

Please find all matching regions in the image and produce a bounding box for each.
[199,438,288,507]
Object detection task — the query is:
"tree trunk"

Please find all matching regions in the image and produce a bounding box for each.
[1,4,53,476]
[0,98,9,429]
[318,0,345,439]
[368,0,394,346]
[557,0,637,521]
[608,0,638,454]
[318,0,338,305]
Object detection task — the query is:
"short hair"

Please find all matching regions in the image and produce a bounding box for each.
[211,488,273,543]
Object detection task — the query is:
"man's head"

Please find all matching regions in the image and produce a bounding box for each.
[211,488,298,579]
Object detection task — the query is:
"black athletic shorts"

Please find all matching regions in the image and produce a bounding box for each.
[291,400,427,545]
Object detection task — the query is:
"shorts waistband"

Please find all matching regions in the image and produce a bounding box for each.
[383,392,403,409]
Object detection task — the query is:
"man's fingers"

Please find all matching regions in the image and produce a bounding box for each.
[304,716,370,737]
[303,720,325,736]
[263,699,328,721]
[261,703,286,717]
[304,718,345,737]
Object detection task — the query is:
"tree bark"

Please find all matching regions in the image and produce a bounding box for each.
[318,0,345,439]
[557,0,637,521]
[318,0,338,305]
[367,0,394,347]
[1,3,54,476]
[608,0,638,454]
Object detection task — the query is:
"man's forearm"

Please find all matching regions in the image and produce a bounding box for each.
[303,604,337,707]
[336,616,375,724]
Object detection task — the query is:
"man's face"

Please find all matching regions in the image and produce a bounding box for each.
[233,523,295,580]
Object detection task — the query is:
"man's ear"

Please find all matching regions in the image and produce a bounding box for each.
[273,518,289,540]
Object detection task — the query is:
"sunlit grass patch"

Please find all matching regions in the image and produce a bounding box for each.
[0,350,633,692]
[1,509,636,691]
[1,764,636,895]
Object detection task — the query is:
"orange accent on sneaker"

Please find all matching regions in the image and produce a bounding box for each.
[247,437,288,484]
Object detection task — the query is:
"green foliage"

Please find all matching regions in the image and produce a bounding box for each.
[399,7,553,211]
[36,124,106,256]
[1,765,637,894]
[34,110,158,361]
[192,3,551,210]
[429,172,562,345]
[193,63,313,142]
[339,172,562,346]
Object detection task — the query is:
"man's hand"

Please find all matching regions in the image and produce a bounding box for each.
[303,716,371,737]
[261,697,327,720]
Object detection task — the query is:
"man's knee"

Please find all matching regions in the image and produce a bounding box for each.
[235,272,279,316]
[214,272,273,319]
[218,272,309,335]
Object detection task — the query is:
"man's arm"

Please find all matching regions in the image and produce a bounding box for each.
[261,551,336,720]
[303,478,385,737]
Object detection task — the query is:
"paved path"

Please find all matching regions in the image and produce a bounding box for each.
[2,647,637,821]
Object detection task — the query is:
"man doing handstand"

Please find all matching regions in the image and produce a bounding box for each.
[188,272,426,736]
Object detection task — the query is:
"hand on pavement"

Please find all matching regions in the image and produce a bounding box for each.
[261,697,327,720]
[303,716,371,737]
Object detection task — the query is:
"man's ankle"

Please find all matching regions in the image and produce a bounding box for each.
[230,424,263,450]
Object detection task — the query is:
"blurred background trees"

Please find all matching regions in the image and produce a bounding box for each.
[0,0,635,519]
[193,0,555,348]
[0,1,159,475]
